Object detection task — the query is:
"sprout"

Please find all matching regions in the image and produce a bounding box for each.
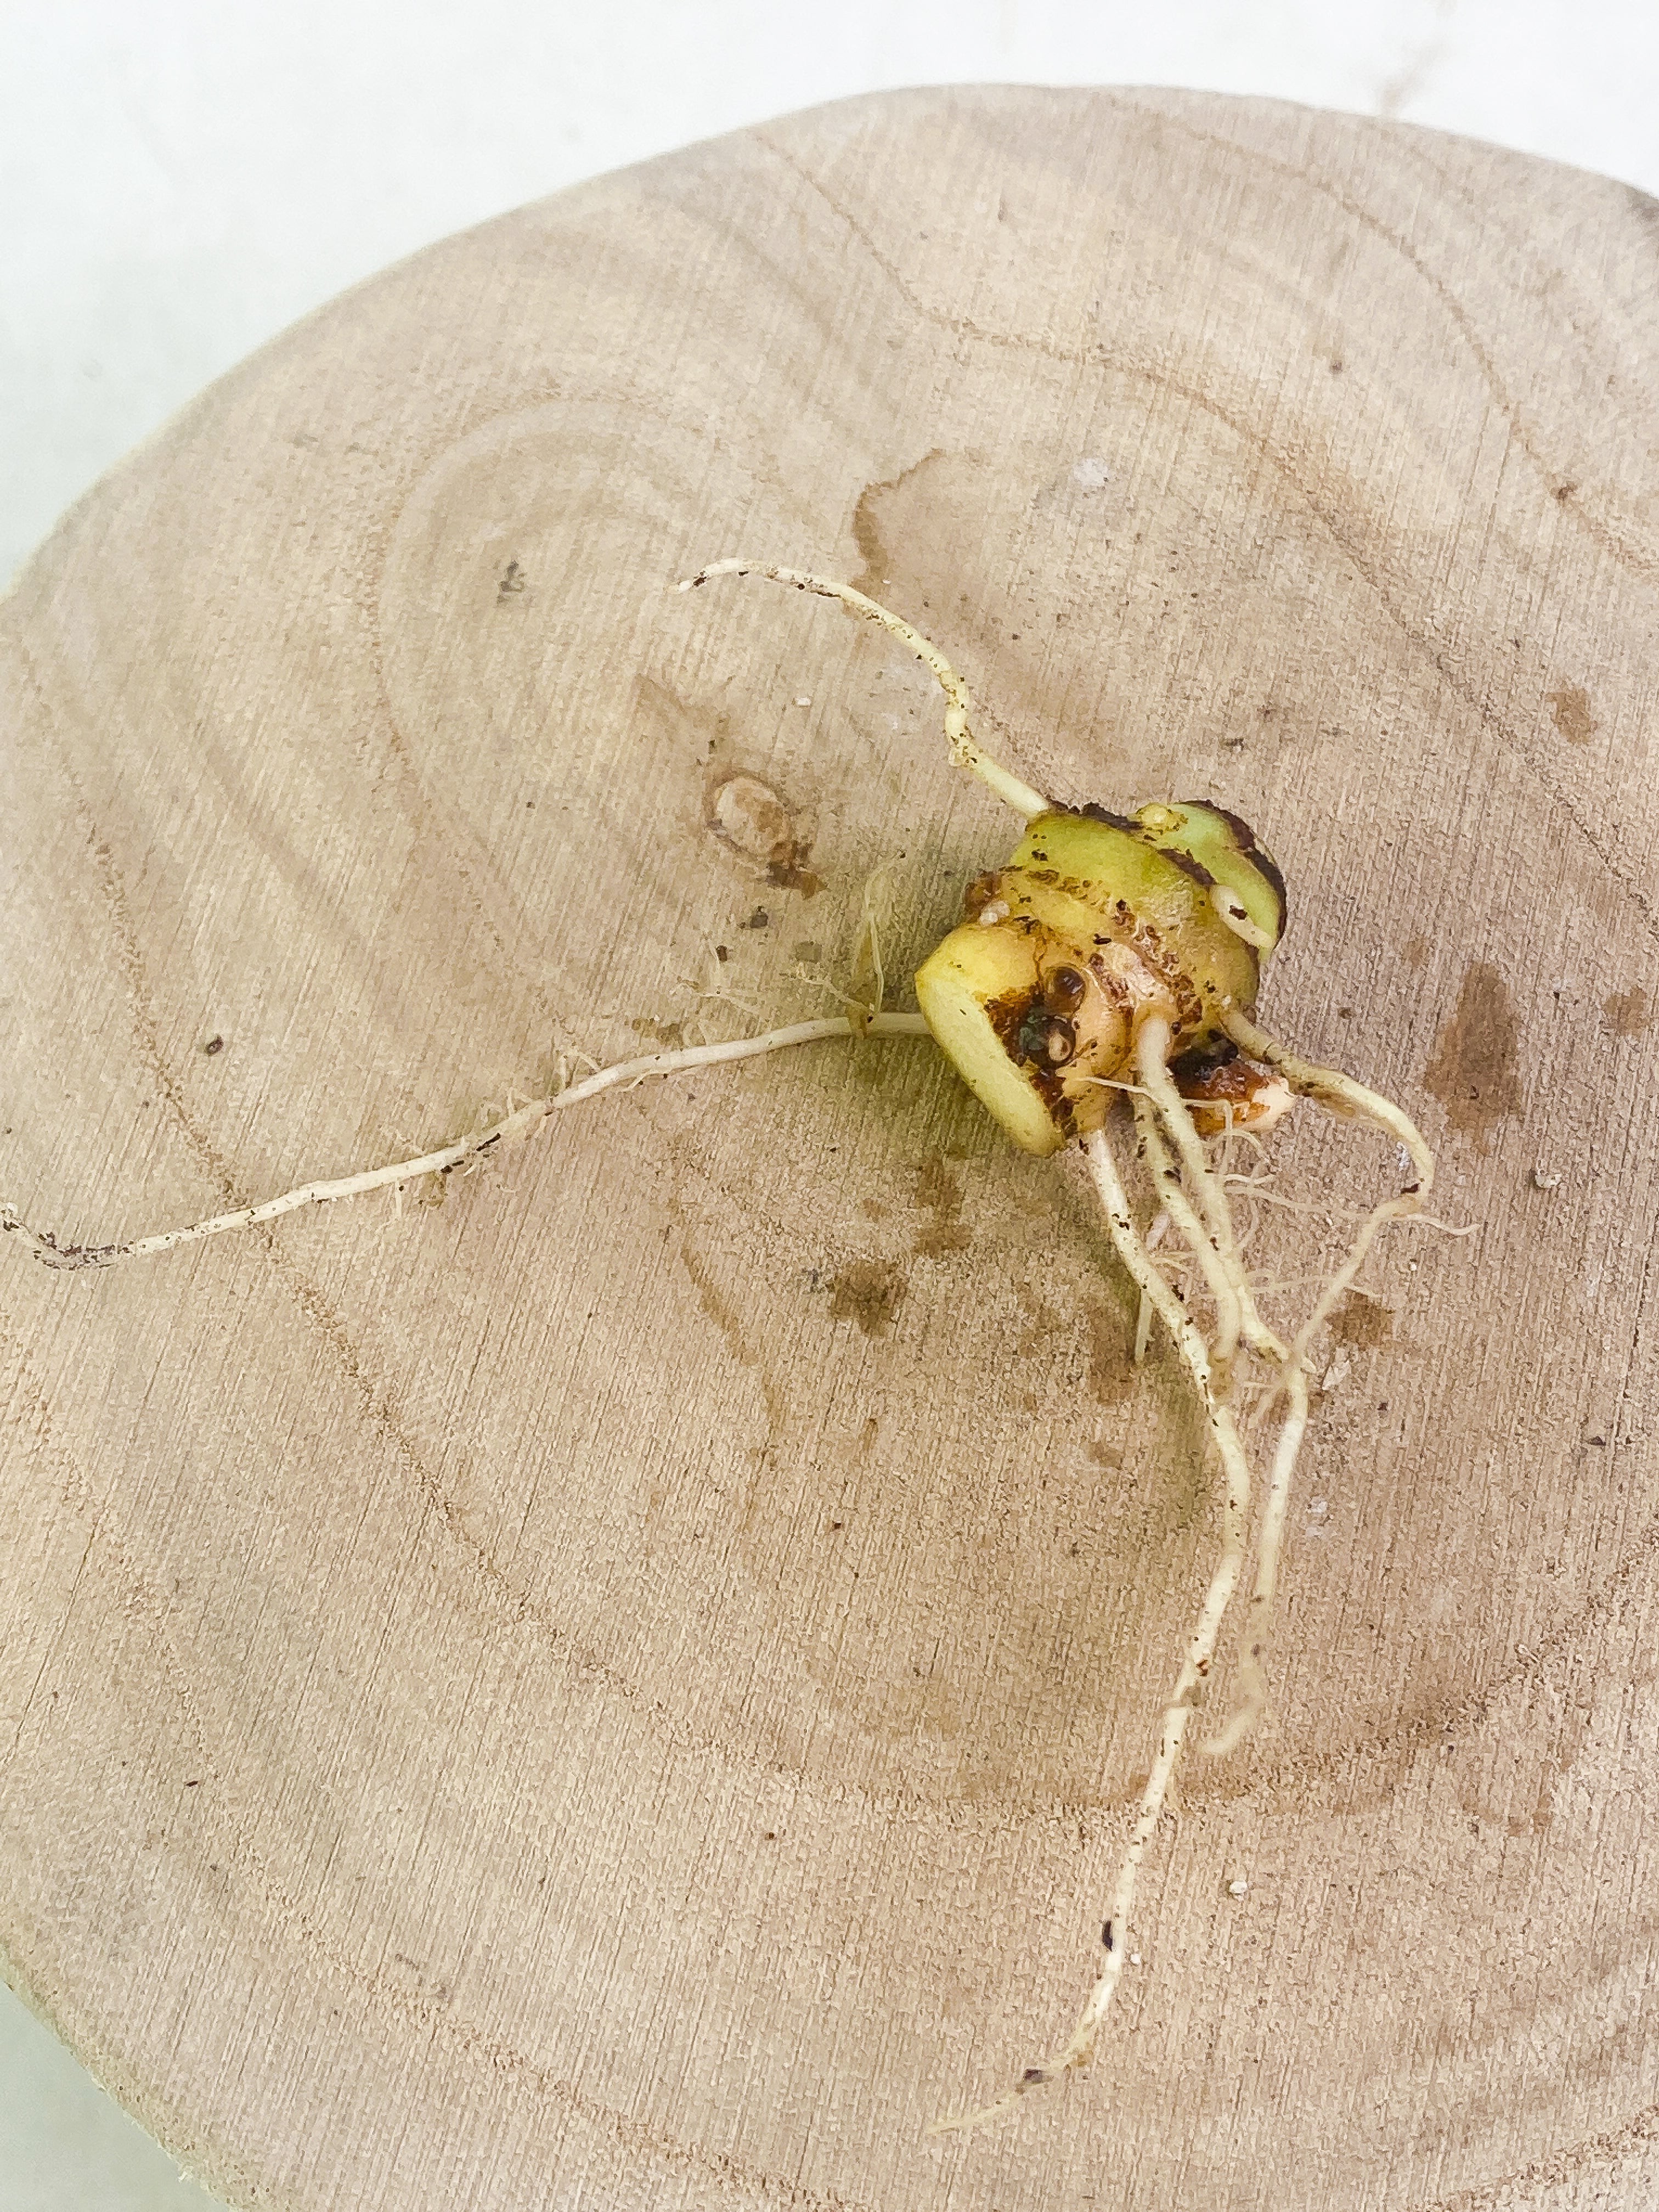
[680,563,1448,2138]
[2,557,1462,2140]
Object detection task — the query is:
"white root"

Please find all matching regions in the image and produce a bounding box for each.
[930,1112,1255,2136]
[1131,1020,1318,1757]
[1135,1019,1271,1354]
[0,1014,932,1271]
[934,1005,1441,2134]
[1199,1362,1310,1759]
[679,560,1052,823]
[1218,1007,1435,1384]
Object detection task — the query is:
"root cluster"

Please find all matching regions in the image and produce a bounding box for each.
[929,1011,1434,2134]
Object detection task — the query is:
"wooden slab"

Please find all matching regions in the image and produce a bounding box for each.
[3,85,1658,2212]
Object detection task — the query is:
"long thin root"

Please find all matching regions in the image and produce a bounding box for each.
[678,561,1050,822]
[0,1013,933,1271]
[934,1003,1446,2132]
[929,1113,1252,2135]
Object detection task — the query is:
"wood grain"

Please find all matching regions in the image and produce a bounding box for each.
[3,86,1658,2212]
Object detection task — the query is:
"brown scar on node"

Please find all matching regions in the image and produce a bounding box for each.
[1170,1048,1290,1137]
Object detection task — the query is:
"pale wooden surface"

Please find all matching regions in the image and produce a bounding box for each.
[3,84,1658,2212]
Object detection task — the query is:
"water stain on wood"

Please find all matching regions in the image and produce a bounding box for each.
[1547,682,1598,746]
[829,1259,906,1337]
[631,1015,687,1051]
[704,770,822,895]
[675,1232,755,1369]
[1329,1291,1393,1349]
[1087,1303,1135,1405]
[634,670,731,761]
[849,448,946,596]
[1424,963,1522,1148]
[913,1153,970,1256]
[1603,985,1650,1037]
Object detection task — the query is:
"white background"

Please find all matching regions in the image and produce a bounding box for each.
[2,3,1656,2204]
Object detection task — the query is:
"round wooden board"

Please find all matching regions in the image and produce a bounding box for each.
[4,84,1659,2212]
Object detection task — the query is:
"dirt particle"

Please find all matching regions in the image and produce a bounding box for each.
[202,1035,224,1056]
[1424,963,1522,1149]
[1330,1291,1392,1350]
[1603,985,1650,1037]
[1547,682,1597,746]
[497,559,526,600]
[830,1260,906,1338]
